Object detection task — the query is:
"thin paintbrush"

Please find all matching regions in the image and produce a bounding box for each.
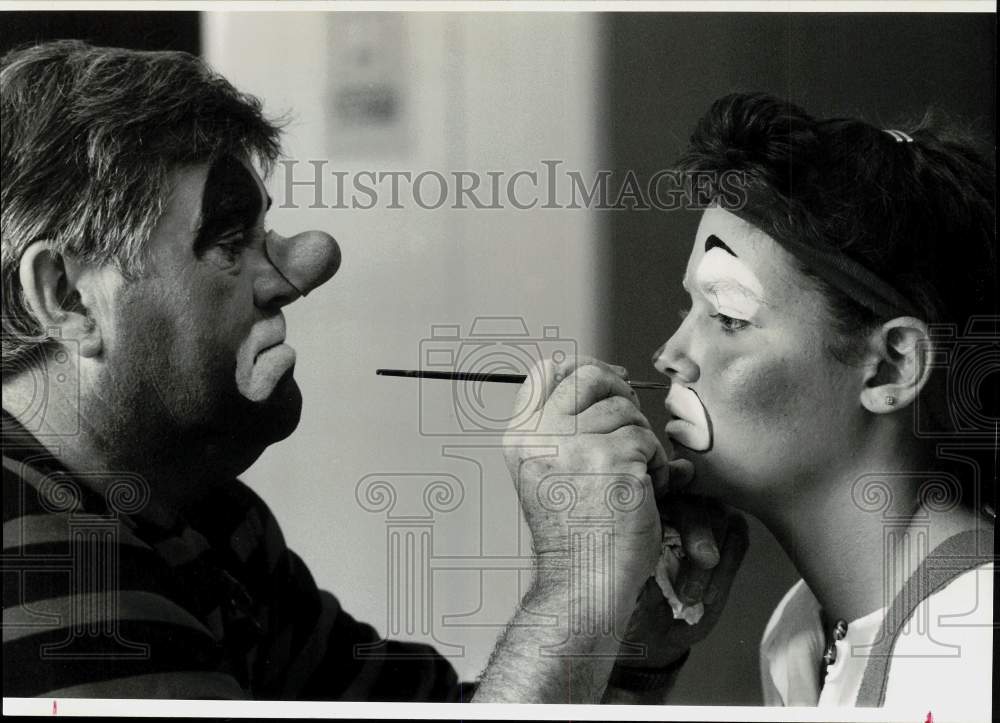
[376,368,671,390]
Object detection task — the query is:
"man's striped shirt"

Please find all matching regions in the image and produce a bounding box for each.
[2,411,470,700]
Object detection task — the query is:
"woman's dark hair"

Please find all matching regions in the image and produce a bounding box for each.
[678,93,997,512]
[677,92,996,362]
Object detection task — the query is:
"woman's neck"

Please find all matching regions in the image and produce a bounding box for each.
[751,436,973,625]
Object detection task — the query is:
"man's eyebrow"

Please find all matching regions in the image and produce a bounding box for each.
[705,234,737,257]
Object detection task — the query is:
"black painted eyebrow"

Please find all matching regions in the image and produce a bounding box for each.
[194,156,264,254]
[705,234,738,257]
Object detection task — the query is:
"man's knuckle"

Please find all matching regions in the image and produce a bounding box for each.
[608,395,636,416]
[573,363,602,384]
[624,424,653,446]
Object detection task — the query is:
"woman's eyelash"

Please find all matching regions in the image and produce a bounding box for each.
[709,312,751,333]
[677,305,750,333]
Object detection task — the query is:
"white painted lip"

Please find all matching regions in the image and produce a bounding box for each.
[254,338,288,362]
[663,384,713,452]
[240,343,298,403]
[665,416,696,438]
[662,384,691,420]
[257,341,295,362]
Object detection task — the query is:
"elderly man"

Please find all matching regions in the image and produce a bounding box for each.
[2,41,744,702]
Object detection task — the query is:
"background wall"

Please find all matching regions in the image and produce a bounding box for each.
[604,12,995,705]
[203,11,607,684]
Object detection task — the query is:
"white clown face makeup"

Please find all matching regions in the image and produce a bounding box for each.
[101,157,341,484]
[694,238,765,322]
[652,207,869,508]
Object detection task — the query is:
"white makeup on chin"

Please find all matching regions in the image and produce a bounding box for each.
[665,384,712,452]
[694,242,765,320]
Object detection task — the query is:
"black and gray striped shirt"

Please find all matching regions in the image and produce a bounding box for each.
[2,410,471,700]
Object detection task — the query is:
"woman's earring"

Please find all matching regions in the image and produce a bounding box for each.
[885,395,897,407]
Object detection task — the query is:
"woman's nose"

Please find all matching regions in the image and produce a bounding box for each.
[651,327,699,384]
[258,230,341,307]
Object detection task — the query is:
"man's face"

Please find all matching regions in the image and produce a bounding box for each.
[93,156,339,481]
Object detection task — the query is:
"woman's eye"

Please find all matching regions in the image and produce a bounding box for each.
[709,312,751,333]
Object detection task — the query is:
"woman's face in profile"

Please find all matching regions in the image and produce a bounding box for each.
[653,207,868,506]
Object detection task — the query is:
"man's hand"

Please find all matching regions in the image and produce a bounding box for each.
[502,355,669,586]
[624,498,749,663]
[474,356,673,703]
[603,497,749,703]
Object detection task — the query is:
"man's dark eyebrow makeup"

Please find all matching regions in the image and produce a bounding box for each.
[194,155,264,253]
[705,234,738,257]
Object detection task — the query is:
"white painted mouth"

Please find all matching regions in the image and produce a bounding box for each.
[664,384,712,452]
[239,343,297,403]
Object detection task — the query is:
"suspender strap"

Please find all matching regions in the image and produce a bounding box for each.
[855,527,995,706]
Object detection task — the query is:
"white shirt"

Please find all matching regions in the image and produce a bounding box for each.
[760,563,993,720]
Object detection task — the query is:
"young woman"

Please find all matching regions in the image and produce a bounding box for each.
[653,93,995,712]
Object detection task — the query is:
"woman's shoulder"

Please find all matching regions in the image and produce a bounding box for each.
[895,559,993,645]
[881,561,993,717]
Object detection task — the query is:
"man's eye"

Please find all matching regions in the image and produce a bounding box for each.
[217,242,242,262]
[209,232,247,268]
[708,312,750,334]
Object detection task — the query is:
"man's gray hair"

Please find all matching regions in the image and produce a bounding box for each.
[1,40,283,372]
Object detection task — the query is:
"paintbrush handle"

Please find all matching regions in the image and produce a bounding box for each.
[375,368,670,390]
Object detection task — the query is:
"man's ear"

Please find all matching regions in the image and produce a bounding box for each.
[18,242,103,358]
[859,316,933,414]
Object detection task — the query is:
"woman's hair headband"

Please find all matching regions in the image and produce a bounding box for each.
[884,129,915,143]
[729,188,919,320]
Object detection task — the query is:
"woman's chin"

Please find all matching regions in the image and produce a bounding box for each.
[677,455,758,507]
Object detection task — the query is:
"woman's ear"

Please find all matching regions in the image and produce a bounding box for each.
[859,316,933,414]
[18,242,103,358]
